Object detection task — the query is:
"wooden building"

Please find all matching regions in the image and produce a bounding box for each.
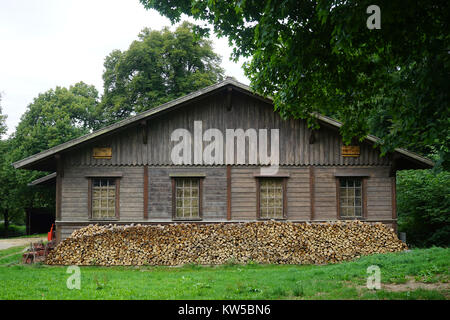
[13,79,433,243]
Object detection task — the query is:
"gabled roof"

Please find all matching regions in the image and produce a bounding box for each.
[12,78,433,171]
[315,114,434,168]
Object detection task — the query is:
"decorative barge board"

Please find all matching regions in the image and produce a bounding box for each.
[13,78,433,242]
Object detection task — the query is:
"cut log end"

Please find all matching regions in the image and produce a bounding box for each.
[46,221,407,266]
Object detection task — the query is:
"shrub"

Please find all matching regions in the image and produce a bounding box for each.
[0,224,26,238]
[397,169,450,247]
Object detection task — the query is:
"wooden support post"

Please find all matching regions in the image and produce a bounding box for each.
[256,178,260,219]
[336,178,340,219]
[282,178,288,219]
[55,154,63,221]
[199,179,203,220]
[55,154,63,177]
[391,176,397,220]
[87,178,92,218]
[55,226,61,244]
[171,178,176,219]
[363,178,368,219]
[115,178,120,219]
[143,165,148,219]
[227,165,232,220]
[309,166,315,220]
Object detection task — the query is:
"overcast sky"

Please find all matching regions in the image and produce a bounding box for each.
[0,0,249,136]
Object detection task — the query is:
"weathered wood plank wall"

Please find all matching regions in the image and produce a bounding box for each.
[147,167,227,221]
[230,166,393,221]
[230,167,311,220]
[57,89,395,241]
[59,164,394,240]
[66,91,390,167]
[61,165,144,222]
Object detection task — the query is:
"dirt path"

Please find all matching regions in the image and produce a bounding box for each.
[355,277,449,298]
[381,280,450,292]
[0,236,47,250]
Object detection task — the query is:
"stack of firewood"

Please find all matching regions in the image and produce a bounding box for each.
[45,221,407,266]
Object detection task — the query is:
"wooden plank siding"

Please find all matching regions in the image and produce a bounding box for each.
[58,164,394,240]
[231,166,311,221]
[66,90,390,167]
[61,164,393,223]
[147,167,227,221]
[143,165,148,219]
[61,165,144,222]
[55,89,397,241]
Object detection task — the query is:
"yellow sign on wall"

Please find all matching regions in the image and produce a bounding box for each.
[342,146,360,157]
[93,147,112,159]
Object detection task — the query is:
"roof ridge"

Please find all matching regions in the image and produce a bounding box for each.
[12,78,239,169]
[12,79,433,169]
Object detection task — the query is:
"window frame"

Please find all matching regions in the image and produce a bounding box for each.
[171,177,203,221]
[256,177,288,220]
[87,177,120,221]
[336,177,367,220]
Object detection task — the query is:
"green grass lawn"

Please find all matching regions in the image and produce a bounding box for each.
[0,245,27,261]
[0,246,448,300]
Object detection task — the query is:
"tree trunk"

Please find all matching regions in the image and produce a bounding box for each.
[3,209,9,237]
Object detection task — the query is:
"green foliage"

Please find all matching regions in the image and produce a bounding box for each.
[0,82,99,234]
[0,224,26,238]
[93,274,109,290]
[0,140,24,232]
[0,94,7,138]
[99,21,224,124]
[292,284,304,297]
[11,82,100,160]
[2,22,225,231]
[141,0,450,167]
[397,170,450,247]
[0,138,55,235]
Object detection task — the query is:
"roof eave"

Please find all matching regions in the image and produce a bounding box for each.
[316,114,434,168]
[13,79,241,170]
[12,78,434,171]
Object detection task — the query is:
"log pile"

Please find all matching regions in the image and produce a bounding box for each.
[45,221,407,266]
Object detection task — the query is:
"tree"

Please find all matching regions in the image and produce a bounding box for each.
[0,137,56,236]
[99,21,224,123]
[0,140,30,236]
[0,95,12,234]
[0,138,12,234]
[0,97,35,236]
[1,83,99,235]
[141,0,450,168]
[397,170,450,247]
[11,82,101,161]
[0,93,6,138]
